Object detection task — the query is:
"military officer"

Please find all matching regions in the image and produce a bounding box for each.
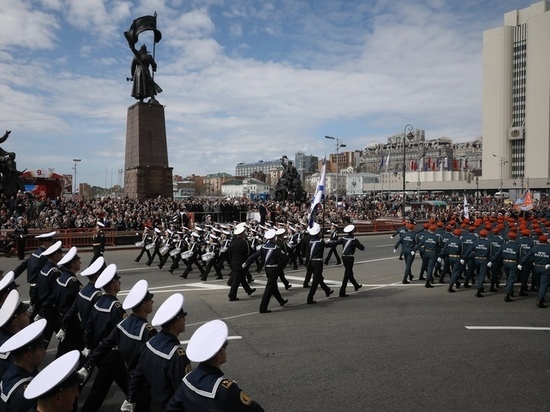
[228,226,256,301]
[440,228,465,293]
[306,223,334,304]
[495,231,522,302]
[90,221,106,264]
[519,234,550,308]
[414,225,441,288]
[337,224,364,297]
[166,319,264,411]
[466,229,491,298]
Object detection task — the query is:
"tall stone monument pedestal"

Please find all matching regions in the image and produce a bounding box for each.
[124,102,173,199]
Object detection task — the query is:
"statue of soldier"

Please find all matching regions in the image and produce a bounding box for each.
[130,45,163,102]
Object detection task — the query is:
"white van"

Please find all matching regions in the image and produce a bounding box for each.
[494,191,510,198]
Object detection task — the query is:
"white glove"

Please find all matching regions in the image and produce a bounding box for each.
[241,262,247,269]
[517,264,523,271]
[487,262,492,268]
[34,314,43,321]
[77,367,89,381]
[546,264,550,271]
[81,348,90,358]
[460,259,465,265]
[410,251,415,256]
[393,249,397,253]
[120,400,135,412]
[55,329,66,342]
[437,257,442,263]
[390,235,394,239]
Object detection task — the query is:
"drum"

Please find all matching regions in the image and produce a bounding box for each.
[145,243,156,250]
[180,250,193,260]
[160,245,170,256]
[135,241,145,247]
[201,252,215,262]
[220,247,228,253]
[169,247,181,257]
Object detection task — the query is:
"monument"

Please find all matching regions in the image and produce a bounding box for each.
[0,131,25,197]
[123,14,173,199]
[274,155,307,201]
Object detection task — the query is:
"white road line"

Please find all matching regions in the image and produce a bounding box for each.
[465,326,550,331]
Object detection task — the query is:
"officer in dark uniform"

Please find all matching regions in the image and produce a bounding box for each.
[0,290,31,377]
[135,226,153,263]
[126,293,191,412]
[91,221,106,265]
[36,240,64,344]
[228,226,256,301]
[274,228,292,290]
[519,234,550,308]
[81,264,128,412]
[324,223,341,265]
[51,246,82,358]
[394,223,418,284]
[306,223,334,304]
[166,319,264,412]
[414,225,441,288]
[12,231,56,317]
[337,224,364,297]
[0,318,47,412]
[245,229,288,313]
[440,228,465,292]
[181,232,207,279]
[488,227,505,292]
[81,279,156,412]
[12,216,28,261]
[517,228,534,296]
[466,229,491,298]
[461,226,478,288]
[495,231,521,302]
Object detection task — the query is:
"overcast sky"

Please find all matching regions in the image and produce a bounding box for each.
[0,0,536,187]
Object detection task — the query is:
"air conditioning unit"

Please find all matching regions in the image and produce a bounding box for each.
[508,126,524,140]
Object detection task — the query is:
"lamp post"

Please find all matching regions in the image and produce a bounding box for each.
[72,159,81,195]
[325,135,346,200]
[492,154,507,193]
[402,124,414,216]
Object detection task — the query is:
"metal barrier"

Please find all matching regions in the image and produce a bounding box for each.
[8,228,117,251]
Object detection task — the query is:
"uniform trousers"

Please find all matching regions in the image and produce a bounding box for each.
[260,268,285,311]
[535,266,549,302]
[340,256,360,296]
[520,263,533,293]
[307,261,331,303]
[402,252,415,282]
[449,257,462,286]
[475,259,489,291]
[503,262,519,295]
[228,268,253,300]
[422,253,437,284]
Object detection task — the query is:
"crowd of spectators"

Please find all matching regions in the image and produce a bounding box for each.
[1,191,550,233]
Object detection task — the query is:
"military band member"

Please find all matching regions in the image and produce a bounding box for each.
[135,226,153,263]
[337,224,364,297]
[0,318,47,412]
[90,221,106,265]
[324,223,341,265]
[181,232,206,279]
[81,264,128,412]
[306,223,334,304]
[166,320,264,411]
[203,234,224,281]
[145,228,163,267]
[125,293,191,412]
[0,290,31,377]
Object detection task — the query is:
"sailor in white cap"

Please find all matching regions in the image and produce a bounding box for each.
[11,231,56,314]
[135,225,153,263]
[274,227,292,290]
[145,227,163,267]
[0,290,31,376]
[126,293,191,412]
[305,223,334,304]
[13,215,28,261]
[81,279,156,411]
[23,350,81,412]
[324,222,342,266]
[166,320,264,412]
[0,318,47,412]
[80,263,128,412]
[227,226,256,301]
[180,231,207,279]
[58,256,105,355]
[90,220,106,265]
[244,229,288,313]
[202,233,223,281]
[0,270,19,306]
[49,246,82,358]
[36,240,63,345]
[337,224,364,297]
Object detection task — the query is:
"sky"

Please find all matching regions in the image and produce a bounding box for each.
[0,0,538,188]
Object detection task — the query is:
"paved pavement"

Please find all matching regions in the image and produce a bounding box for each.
[3,234,550,411]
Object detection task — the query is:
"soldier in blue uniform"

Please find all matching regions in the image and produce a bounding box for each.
[415,223,430,280]
[437,225,454,283]
[394,223,418,284]
[50,246,82,358]
[336,224,364,297]
[166,319,264,412]
[36,240,64,345]
[81,264,128,412]
[0,290,30,377]
[488,227,505,292]
[519,234,550,308]
[81,279,156,412]
[466,229,491,298]
[324,223,341,265]
[495,231,522,302]
[0,318,47,412]
[391,220,408,260]
[305,223,334,304]
[274,228,292,290]
[517,228,535,296]
[414,225,441,288]
[440,229,465,292]
[461,226,478,288]
[125,293,191,412]
[245,229,288,313]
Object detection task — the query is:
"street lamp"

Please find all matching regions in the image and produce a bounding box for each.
[72,159,81,195]
[492,154,508,193]
[325,135,347,200]
[402,124,414,216]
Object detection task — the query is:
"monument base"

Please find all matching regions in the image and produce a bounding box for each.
[124,165,173,199]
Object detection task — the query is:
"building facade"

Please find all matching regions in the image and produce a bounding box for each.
[483,0,550,182]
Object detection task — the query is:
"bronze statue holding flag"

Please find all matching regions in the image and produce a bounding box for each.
[124,14,163,102]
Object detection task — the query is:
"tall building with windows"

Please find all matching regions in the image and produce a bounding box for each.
[483,1,550,182]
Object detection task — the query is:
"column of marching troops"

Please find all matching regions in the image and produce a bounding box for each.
[393,214,550,306]
[0,212,366,411]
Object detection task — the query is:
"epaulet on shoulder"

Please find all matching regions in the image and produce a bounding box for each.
[221,379,234,389]
[114,302,122,308]
[177,347,186,356]
[145,324,155,331]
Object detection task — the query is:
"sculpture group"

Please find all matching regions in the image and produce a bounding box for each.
[0,131,25,197]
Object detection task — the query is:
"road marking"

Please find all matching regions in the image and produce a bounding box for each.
[465,326,550,331]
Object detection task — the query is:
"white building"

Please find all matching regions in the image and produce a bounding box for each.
[221,178,271,200]
[483,0,550,183]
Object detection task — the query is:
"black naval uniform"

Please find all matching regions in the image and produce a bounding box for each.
[0,364,37,412]
[62,281,102,342]
[91,228,106,264]
[0,329,14,378]
[306,237,333,304]
[128,330,192,412]
[166,363,265,412]
[52,268,82,357]
[81,294,128,412]
[228,236,255,300]
[338,233,365,296]
[12,221,28,261]
[324,227,341,265]
[12,245,47,317]
[85,314,157,412]
[37,261,62,344]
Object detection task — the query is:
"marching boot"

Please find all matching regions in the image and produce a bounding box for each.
[504,294,513,302]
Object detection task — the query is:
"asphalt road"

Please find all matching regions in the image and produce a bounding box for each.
[4,234,550,411]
